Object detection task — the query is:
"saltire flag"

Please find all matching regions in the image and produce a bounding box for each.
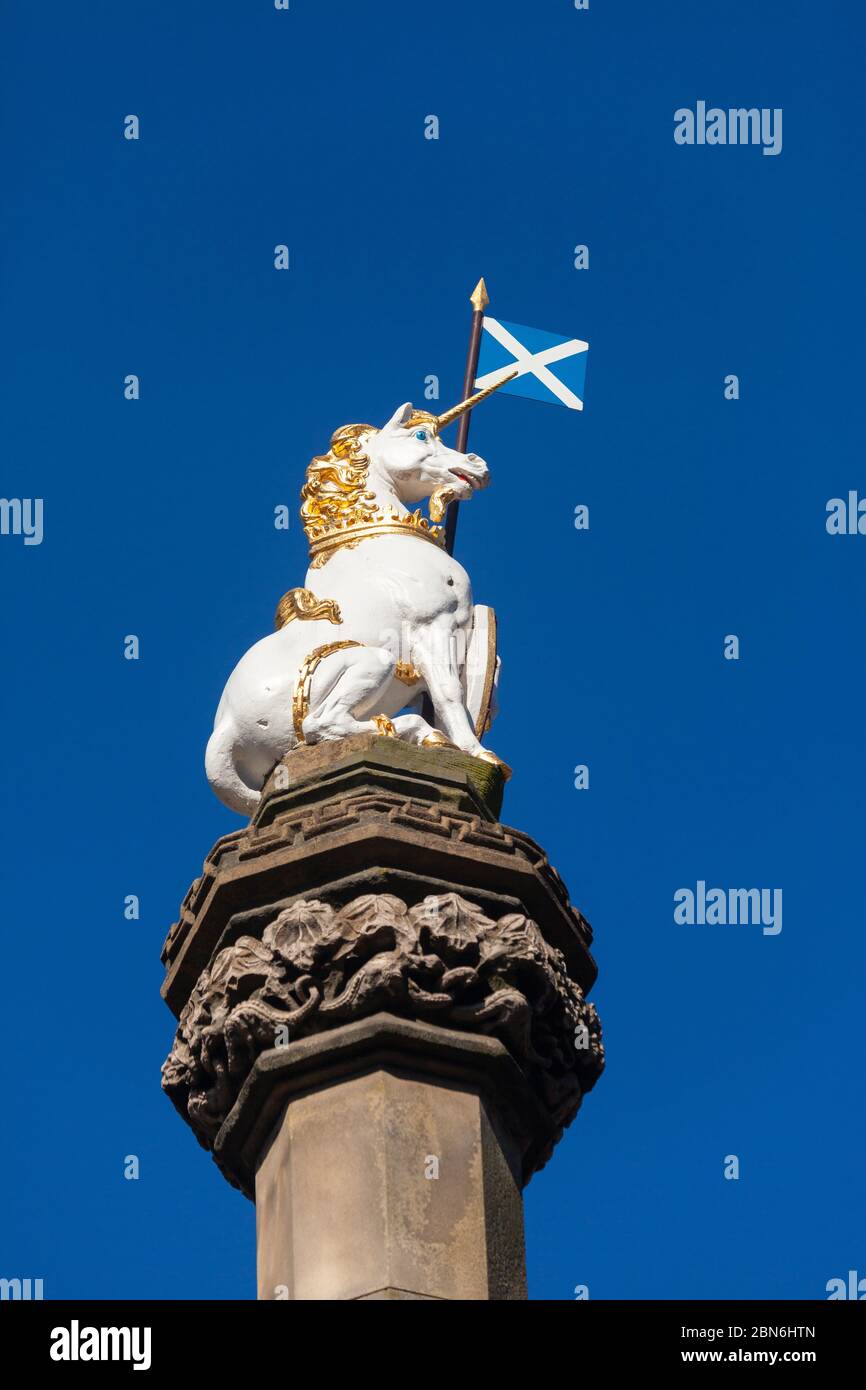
[475,316,589,411]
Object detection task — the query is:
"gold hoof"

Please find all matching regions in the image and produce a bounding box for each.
[421,731,458,749]
[372,714,397,737]
[476,748,513,780]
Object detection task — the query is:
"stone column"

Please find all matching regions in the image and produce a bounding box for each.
[161,735,604,1301]
[247,1017,534,1300]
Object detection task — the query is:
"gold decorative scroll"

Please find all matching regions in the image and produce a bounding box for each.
[394,661,422,685]
[275,588,342,631]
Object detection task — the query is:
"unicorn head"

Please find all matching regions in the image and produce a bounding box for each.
[300,370,514,544]
[367,402,489,522]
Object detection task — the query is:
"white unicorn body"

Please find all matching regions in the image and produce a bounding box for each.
[206,400,505,816]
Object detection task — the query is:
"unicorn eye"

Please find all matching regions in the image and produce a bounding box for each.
[414,429,428,441]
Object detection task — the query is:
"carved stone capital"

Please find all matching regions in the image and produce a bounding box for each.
[162,890,603,1185]
[160,735,597,1018]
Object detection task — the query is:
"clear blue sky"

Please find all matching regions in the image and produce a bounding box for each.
[1,1,863,1300]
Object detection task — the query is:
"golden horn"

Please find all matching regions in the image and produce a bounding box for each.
[434,368,518,432]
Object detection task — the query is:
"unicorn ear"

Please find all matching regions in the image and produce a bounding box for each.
[381,402,413,432]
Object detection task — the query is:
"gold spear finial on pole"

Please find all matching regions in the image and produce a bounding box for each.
[470,277,489,313]
[434,368,517,432]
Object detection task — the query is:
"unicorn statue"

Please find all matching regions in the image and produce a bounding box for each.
[205,377,511,816]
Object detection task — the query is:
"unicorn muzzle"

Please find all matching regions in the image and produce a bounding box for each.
[447,453,489,492]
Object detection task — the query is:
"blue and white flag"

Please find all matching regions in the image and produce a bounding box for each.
[475,316,589,411]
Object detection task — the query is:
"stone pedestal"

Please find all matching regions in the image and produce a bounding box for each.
[161,735,604,1300]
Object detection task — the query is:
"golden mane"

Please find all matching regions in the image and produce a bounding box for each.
[300,424,380,541]
[299,413,447,568]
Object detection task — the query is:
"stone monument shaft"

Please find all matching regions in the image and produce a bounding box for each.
[162,736,604,1300]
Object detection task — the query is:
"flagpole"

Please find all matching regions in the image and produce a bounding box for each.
[418,278,488,727]
[444,277,489,556]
